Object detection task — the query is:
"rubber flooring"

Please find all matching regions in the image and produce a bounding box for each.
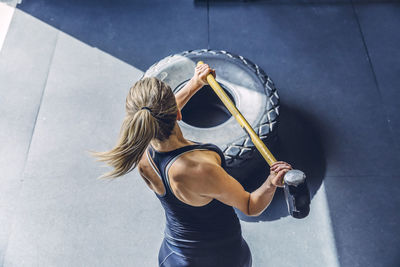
[0,1,399,266]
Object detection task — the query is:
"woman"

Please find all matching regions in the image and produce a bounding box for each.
[91,64,292,266]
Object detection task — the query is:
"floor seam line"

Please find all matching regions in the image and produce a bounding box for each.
[350,0,400,156]
[22,31,59,182]
[207,0,210,49]
[0,29,60,267]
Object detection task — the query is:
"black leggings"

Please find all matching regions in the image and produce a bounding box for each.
[158,237,252,267]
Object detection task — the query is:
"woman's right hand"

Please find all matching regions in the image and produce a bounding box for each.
[268,161,292,188]
[192,63,216,88]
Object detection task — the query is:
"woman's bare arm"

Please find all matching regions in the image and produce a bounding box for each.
[175,78,203,110]
[172,161,292,216]
[174,64,215,110]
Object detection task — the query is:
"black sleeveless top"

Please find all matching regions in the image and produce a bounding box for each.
[146,140,242,249]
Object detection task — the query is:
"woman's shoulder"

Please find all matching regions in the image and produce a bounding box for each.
[168,151,222,192]
[171,147,222,173]
[168,153,223,200]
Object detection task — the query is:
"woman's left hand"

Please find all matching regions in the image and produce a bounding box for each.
[268,161,292,188]
[192,63,216,87]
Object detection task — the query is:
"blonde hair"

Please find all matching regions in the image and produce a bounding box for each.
[89,77,178,179]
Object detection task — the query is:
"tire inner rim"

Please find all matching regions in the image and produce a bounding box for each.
[176,81,236,128]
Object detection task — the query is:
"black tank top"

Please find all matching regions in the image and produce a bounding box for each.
[146,140,242,249]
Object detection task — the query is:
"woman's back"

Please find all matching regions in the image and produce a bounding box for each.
[139,141,251,266]
[146,141,241,242]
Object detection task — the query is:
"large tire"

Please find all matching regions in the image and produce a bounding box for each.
[143,49,280,168]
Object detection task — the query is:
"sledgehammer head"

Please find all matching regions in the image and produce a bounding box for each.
[283,170,311,219]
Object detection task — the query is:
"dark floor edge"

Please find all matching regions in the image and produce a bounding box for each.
[325,175,400,178]
[204,0,400,7]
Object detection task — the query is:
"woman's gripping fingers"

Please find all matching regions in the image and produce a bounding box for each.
[271,165,292,174]
[275,169,290,187]
[270,161,292,171]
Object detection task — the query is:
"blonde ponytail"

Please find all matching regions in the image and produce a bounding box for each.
[89,77,178,180]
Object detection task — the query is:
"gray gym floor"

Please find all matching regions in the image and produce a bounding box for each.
[0,0,399,266]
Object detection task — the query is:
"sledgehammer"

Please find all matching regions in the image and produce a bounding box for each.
[197,61,311,219]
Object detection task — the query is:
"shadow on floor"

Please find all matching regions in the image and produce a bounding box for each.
[17,0,209,71]
[226,103,326,221]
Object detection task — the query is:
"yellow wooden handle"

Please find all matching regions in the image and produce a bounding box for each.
[197,61,277,166]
